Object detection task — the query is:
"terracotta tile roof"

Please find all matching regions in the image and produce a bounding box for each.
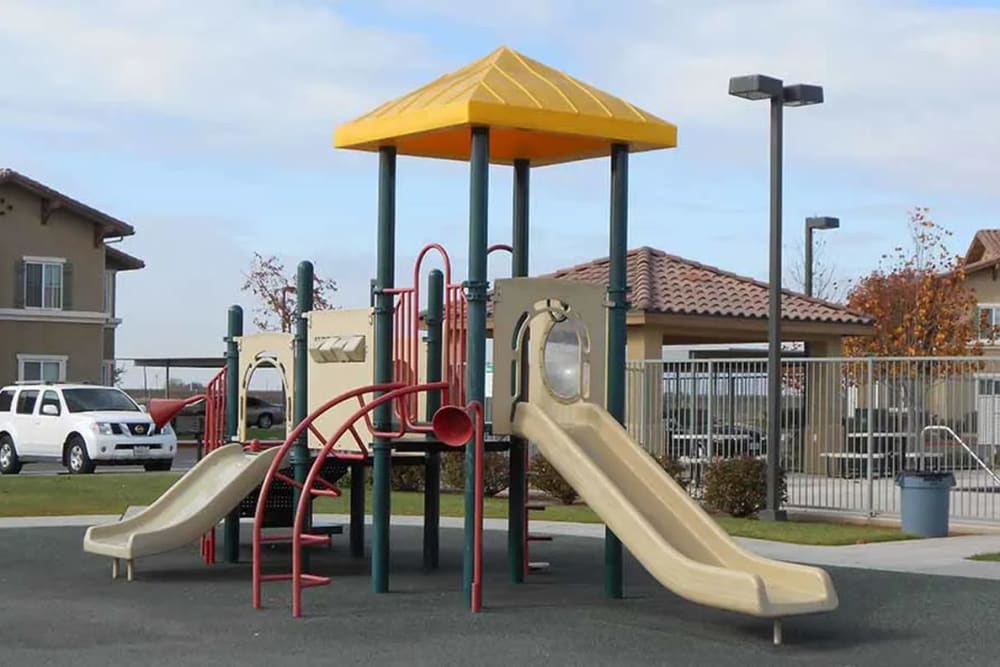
[0,168,134,237]
[543,246,873,325]
[964,230,1000,273]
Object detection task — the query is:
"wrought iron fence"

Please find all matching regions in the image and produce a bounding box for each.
[625,356,1000,522]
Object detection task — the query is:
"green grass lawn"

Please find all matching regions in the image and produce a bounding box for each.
[245,426,287,441]
[0,473,184,517]
[967,552,1000,562]
[0,473,915,546]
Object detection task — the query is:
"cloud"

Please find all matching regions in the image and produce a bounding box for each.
[5,0,998,195]
[0,1,439,161]
[570,0,1000,195]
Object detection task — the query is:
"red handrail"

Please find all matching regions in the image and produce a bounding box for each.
[487,243,513,255]
[200,367,227,565]
[253,380,422,608]
[285,381,450,616]
[383,244,471,419]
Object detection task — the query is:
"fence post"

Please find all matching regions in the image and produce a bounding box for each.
[866,357,875,516]
[706,360,715,460]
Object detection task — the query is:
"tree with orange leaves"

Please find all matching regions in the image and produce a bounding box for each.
[241,253,338,333]
[843,208,987,361]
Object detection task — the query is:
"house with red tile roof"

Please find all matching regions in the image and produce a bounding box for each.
[537,246,874,360]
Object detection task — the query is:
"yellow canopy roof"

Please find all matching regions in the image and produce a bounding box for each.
[334,46,677,166]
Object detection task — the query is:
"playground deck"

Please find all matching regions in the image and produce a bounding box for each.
[5,524,1000,666]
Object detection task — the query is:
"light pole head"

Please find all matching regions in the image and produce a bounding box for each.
[728,74,784,100]
[729,76,825,107]
[782,84,824,107]
[806,216,840,231]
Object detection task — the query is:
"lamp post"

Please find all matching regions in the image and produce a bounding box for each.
[729,74,824,521]
[805,216,839,298]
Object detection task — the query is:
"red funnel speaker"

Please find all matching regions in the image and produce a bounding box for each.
[432,405,474,447]
[148,395,205,430]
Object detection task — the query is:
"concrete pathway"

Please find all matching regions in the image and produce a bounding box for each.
[7,510,1000,580]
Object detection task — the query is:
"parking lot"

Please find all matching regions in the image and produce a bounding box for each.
[18,444,198,476]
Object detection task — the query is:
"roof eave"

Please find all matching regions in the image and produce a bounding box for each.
[105,246,145,271]
[0,169,135,237]
[333,101,677,166]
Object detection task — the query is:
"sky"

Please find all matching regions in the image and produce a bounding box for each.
[2,0,999,381]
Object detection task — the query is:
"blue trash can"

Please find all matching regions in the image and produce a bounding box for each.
[896,471,955,538]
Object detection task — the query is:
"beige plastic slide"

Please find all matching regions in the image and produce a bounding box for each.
[513,401,839,620]
[83,444,282,578]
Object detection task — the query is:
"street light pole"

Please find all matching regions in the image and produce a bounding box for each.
[805,216,840,298]
[729,74,824,522]
[805,223,813,298]
[765,93,784,522]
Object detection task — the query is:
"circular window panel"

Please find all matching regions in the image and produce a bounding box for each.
[542,317,588,401]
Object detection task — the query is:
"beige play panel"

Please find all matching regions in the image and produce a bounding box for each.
[494,277,838,626]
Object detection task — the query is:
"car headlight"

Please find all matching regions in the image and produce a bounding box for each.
[160,423,173,435]
[92,423,114,436]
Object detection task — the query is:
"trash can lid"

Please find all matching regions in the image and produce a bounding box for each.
[896,470,956,488]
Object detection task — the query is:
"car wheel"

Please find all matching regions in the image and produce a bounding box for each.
[0,435,22,475]
[143,460,173,472]
[66,435,96,474]
[257,413,274,429]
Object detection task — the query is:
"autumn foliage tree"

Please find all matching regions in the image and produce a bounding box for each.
[241,253,338,332]
[843,208,986,360]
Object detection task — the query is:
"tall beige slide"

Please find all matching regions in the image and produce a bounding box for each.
[513,401,838,620]
[84,444,282,578]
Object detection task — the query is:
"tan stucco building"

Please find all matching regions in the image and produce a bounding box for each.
[0,169,144,385]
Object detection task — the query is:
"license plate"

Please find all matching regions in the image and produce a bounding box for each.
[134,446,149,457]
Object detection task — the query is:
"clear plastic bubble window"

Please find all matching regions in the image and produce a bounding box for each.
[542,316,589,401]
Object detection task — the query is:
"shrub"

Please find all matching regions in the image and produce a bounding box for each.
[530,453,578,505]
[654,454,688,491]
[703,456,786,518]
[441,452,464,491]
[440,451,510,497]
[391,464,425,492]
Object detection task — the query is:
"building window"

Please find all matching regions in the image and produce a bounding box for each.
[101,361,116,386]
[103,270,114,315]
[24,260,64,310]
[17,355,67,383]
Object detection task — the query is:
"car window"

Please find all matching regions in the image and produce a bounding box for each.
[40,390,61,416]
[247,397,261,407]
[0,389,13,412]
[16,390,38,415]
[62,388,141,413]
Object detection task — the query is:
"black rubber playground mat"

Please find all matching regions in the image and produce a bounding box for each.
[1,524,999,666]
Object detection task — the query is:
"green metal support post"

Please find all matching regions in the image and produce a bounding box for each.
[508,158,529,583]
[605,143,629,599]
[372,145,397,593]
[349,462,365,558]
[464,126,490,602]
[292,260,313,569]
[224,305,243,563]
[423,269,444,570]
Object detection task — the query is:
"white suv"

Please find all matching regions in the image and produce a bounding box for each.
[0,383,177,475]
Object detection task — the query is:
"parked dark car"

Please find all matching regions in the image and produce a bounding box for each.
[175,394,285,430]
[245,396,284,429]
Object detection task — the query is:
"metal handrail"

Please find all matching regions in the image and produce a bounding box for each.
[921,425,1000,485]
[286,381,452,616]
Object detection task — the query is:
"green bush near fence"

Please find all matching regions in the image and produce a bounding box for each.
[703,456,786,518]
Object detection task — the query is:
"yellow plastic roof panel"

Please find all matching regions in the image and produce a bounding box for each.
[334,46,678,166]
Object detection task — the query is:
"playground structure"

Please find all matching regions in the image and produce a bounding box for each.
[83,45,839,642]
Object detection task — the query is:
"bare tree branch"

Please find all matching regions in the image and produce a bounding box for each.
[240,253,338,332]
